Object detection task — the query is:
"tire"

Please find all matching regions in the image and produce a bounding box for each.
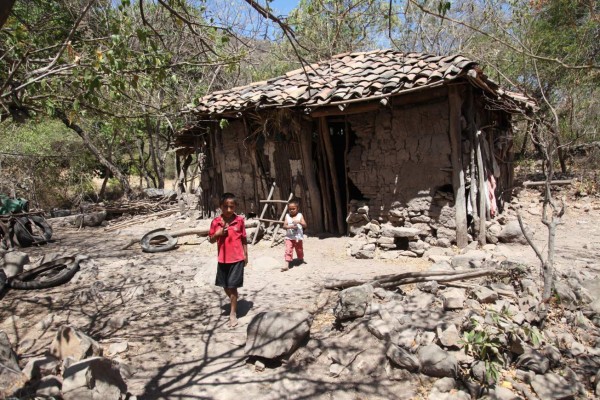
[9,256,80,290]
[11,216,52,247]
[140,229,178,253]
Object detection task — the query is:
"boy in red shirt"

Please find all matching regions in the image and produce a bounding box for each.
[208,193,248,328]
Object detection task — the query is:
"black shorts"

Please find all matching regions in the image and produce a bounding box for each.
[215,261,244,288]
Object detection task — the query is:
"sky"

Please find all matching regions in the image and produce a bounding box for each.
[268,0,299,16]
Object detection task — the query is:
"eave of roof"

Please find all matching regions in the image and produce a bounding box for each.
[190,49,534,117]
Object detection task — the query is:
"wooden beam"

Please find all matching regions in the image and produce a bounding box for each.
[320,117,345,234]
[448,86,469,248]
[299,124,324,232]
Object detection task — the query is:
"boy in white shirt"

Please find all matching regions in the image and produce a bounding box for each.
[281,199,307,272]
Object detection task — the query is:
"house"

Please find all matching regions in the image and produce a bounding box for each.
[179,49,532,248]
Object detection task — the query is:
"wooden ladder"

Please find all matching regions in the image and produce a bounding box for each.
[252,182,293,247]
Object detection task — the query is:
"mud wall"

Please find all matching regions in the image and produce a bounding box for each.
[347,98,453,216]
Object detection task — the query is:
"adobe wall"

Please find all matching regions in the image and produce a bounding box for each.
[346,97,458,245]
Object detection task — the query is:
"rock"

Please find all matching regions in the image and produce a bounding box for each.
[473,287,498,304]
[493,386,520,400]
[36,375,62,397]
[355,247,376,259]
[106,342,128,357]
[417,344,457,378]
[107,317,127,329]
[373,287,391,300]
[436,238,452,248]
[530,372,577,400]
[442,289,466,310]
[596,369,600,396]
[72,211,107,227]
[436,324,462,349]
[399,250,418,257]
[381,225,420,238]
[436,226,457,243]
[348,342,387,377]
[245,311,311,359]
[49,325,102,361]
[471,360,495,385]
[0,331,20,372]
[334,284,373,320]
[367,319,393,340]
[62,357,127,400]
[386,344,420,372]
[0,331,23,395]
[451,251,487,269]
[329,363,345,376]
[433,377,456,393]
[516,348,550,374]
[541,345,561,368]
[568,340,585,357]
[417,281,439,294]
[554,281,578,309]
[2,251,29,278]
[497,220,533,244]
[254,360,265,372]
[22,355,60,380]
[407,195,433,212]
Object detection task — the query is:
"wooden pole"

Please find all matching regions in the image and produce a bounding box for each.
[448,86,469,248]
[476,130,487,246]
[320,117,345,234]
[299,122,324,232]
[316,124,333,232]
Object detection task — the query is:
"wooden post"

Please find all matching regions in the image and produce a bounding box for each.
[448,86,469,248]
[476,130,487,245]
[320,117,345,235]
[316,124,333,232]
[299,124,324,232]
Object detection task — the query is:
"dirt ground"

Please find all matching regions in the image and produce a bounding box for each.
[1,186,599,399]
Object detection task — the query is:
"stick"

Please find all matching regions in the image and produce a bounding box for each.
[522,179,572,187]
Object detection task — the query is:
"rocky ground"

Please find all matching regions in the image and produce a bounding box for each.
[1,182,599,399]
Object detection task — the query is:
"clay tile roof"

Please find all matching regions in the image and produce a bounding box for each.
[193,49,530,115]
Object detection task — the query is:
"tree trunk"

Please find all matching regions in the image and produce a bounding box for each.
[0,0,16,30]
[57,111,132,197]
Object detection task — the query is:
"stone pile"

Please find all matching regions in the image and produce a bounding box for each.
[346,190,535,260]
[0,325,131,399]
[314,251,600,399]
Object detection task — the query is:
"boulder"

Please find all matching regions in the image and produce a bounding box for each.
[381,225,420,238]
[245,311,311,359]
[516,348,550,374]
[417,344,458,378]
[0,331,24,395]
[451,251,487,269]
[497,220,533,244]
[530,372,577,400]
[471,360,495,385]
[2,251,29,278]
[554,281,578,309]
[334,284,373,320]
[49,325,102,361]
[386,344,420,372]
[367,319,393,340]
[22,355,60,380]
[36,375,62,397]
[62,357,127,400]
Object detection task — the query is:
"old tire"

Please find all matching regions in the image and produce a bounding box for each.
[140,229,178,253]
[12,216,52,247]
[9,256,80,290]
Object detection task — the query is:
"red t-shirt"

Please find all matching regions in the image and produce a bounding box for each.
[209,214,247,263]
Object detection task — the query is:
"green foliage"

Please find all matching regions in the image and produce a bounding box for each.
[0,119,101,208]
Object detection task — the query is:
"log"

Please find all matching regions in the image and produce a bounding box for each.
[121,220,259,250]
[325,268,507,290]
[522,179,572,187]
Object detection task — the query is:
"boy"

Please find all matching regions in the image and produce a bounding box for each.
[208,193,248,328]
[281,198,307,272]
